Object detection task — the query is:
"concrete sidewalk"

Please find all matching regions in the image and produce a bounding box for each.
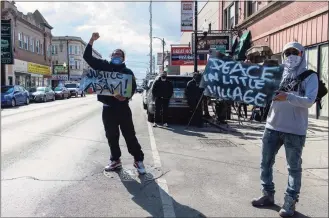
[204,115,328,181]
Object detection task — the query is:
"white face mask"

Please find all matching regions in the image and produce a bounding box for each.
[284,55,301,69]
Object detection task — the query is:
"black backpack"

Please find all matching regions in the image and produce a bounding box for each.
[297,70,328,109]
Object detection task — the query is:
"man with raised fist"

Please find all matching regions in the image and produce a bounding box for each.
[83,32,146,174]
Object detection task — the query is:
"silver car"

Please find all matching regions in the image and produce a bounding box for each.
[146,75,192,123]
[142,79,154,110]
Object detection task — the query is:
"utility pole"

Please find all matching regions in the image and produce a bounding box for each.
[149,0,153,75]
[193,0,198,73]
[162,38,165,71]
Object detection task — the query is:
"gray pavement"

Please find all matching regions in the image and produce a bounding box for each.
[1,94,328,217]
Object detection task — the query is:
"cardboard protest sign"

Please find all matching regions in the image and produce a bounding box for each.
[200,58,284,107]
[79,69,133,98]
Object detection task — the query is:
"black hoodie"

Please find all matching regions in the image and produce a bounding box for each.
[83,44,136,106]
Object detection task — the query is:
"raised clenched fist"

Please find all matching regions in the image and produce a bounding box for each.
[91,32,100,41]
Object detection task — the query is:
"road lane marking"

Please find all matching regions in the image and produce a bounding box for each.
[140,96,176,217]
[147,122,176,218]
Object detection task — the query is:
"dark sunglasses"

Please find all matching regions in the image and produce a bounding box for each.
[284,49,299,57]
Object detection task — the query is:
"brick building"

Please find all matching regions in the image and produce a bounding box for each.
[1,0,53,89]
[51,36,102,87]
[180,0,328,119]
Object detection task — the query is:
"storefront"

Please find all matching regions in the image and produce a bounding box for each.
[51,65,68,88]
[13,59,28,88]
[27,62,51,89]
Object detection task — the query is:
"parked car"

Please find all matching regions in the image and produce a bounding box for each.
[1,85,30,107]
[31,87,56,103]
[136,86,144,93]
[142,79,154,110]
[146,75,192,123]
[65,83,85,97]
[54,86,70,99]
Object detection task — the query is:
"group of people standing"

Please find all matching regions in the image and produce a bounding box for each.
[83,32,323,217]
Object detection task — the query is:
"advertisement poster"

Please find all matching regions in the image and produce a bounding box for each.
[171,47,206,66]
[181,0,193,32]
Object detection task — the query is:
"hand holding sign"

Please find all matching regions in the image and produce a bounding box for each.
[273,91,288,101]
[79,69,133,98]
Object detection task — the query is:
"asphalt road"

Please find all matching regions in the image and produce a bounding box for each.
[1,94,328,217]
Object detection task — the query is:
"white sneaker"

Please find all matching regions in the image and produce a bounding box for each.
[133,161,146,175]
[163,123,168,127]
[153,123,157,127]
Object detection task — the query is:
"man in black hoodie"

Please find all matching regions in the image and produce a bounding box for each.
[151,71,173,127]
[83,32,145,174]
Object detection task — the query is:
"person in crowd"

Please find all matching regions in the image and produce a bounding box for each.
[151,71,173,127]
[83,32,146,174]
[251,42,319,217]
[185,72,204,128]
[202,96,211,118]
[238,103,248,118]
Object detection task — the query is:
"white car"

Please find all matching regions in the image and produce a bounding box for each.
[142,79,154,110]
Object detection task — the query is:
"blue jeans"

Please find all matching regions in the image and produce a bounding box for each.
[260,128,305,200]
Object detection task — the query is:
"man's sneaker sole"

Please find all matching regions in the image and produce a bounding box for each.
[104,163,122,172]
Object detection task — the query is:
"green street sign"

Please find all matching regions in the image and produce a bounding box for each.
[53,65,68,74]
[1,20,14,64]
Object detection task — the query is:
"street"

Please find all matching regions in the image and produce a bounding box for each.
[1,94,328,217]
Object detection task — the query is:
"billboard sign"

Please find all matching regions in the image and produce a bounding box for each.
[181,0,193,32]
[1,20,14,64]
[192,32,232,54]
[171,46,207,66]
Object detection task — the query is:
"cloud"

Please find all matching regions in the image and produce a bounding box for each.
[15,1,183,78]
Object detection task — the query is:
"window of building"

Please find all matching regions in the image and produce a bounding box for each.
[30,38,35,52]
[235,1,239,25]
[74,45,78,55]
[56,60,59,64]
[36,40,40,54]
[40,43,43,55]
[245,1,259,18]
[223,2,236,30]
[69,45,73,54]
[24,35,28,50]
[18,33,23,48]
[52,45,58,55]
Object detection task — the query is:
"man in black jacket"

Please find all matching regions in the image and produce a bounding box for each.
[83,32,145,174]
[151,71,173,127]
[185,73,204,127]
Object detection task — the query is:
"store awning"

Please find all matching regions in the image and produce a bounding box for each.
[233,30,251,61]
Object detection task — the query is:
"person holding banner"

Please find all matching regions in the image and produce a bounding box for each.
[252,42,319,217]
[185,72,204,127]
[83,32,146,175]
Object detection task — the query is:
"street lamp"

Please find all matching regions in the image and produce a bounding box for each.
[65,36,70,81]
[153,36,166,72]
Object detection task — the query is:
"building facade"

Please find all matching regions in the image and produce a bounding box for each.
[51,36,102,87]
[180,1,328,119]
[1,0,53,89]
[221,0,328,118]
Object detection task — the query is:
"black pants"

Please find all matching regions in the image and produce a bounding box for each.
[154,98,170,124]
[102,105,144,162]
[238,103,248,118]
[189,104,203,126]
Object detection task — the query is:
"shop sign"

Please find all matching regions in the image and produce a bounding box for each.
[27,62,51,75]
[191,32,232,54]
[53,65,68,74]
[52,74,68,80]
[181,0,193,32]
[1,19,14,64]
[171,46,207,66]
